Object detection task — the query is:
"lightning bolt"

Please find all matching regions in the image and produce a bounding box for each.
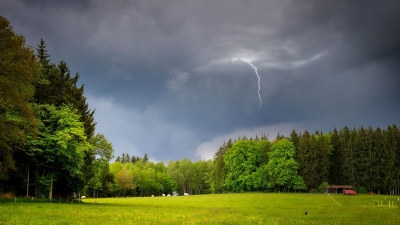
[234,58,263,110]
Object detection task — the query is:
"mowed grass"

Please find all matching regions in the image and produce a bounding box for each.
[1,193,400,224]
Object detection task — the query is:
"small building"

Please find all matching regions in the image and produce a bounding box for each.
[324,185,354,194]
[343,189,357,195]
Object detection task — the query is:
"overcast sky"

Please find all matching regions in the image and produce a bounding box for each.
[2,0,400,162]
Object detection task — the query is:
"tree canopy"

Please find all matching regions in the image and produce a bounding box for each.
[224,139,270,192]
[31,104,89,199]
[266,139,303,191]
[0,16,37,179]
[0,15,105,198]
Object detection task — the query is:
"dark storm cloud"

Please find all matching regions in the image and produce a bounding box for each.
[279,0,400,69]
[19,0,91,11]
[1,0,399,161]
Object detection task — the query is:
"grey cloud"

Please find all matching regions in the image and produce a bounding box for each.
[2,0,399,161]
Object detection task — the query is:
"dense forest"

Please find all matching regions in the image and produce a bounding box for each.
[1,15,400,199]
[0,15,110,200]
[109,124,400,197]
[210,126,400,194]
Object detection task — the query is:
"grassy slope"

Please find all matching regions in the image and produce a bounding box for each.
[1,193,400,224]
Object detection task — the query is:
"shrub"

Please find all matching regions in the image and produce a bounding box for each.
[355,186,367,194]
[0,192,13,199]
[318,182,329,193]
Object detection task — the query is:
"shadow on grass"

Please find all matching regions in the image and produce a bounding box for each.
[0,197,85,204]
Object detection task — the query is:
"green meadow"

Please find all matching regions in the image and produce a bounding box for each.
[1,193,400,225]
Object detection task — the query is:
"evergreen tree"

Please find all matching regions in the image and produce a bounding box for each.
[33,39,97,196]
[329,128,345,185]
[365,126,380,192]
[382,125,400,193]
[314,132,332,187]
[340,127,357,186]
[353,126,371,189]
[34,40,96,139]
[121,153,126,163]
[33,38,55,104]
[296,130,313,189]
[289,129,300,151]
[36,39,50,67]
[143,153,149,163]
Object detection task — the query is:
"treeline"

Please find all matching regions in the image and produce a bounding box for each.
[94,124,400,197]
[109,156,212,196]
[211,125,400,194]
[0,15,114,200]
[115,153,149,163]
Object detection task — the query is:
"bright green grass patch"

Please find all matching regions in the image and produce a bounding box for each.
[1,193,400,224]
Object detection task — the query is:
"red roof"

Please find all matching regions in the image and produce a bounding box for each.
[343,189,357,195]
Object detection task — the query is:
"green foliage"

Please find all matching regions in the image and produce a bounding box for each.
[224,139,270,192]
[293,176,307,192]
[83,133,114,197]
[0,15,104,198]
[115,153,148,163]
[296,131,332,190]
[266,139,302,191]
[31,104,90,198]
[326,125,400,193]
[34,39,96,139]
[210,139,232,193]
[110,160,180,196]
[318,182,329,193]
[166,158,212,195]
[355,186,368,194]
[250,165,269,191]
[0,16,37,178]
[115,167,134,196]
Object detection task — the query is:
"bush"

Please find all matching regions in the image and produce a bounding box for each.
[318,182,329,193]
[355,186,367,194]
[0,192,13,199]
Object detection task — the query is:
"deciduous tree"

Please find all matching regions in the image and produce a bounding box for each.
[224,139,270,192]
[266,139,303,191]
[0,16,37,179]
[32,104,89,200]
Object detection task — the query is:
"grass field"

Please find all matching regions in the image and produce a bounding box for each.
[1,193,400,224]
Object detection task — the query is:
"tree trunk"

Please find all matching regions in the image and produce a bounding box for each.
[34,168,39,197]
[26,164,30,198]
[49,177,53,201]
